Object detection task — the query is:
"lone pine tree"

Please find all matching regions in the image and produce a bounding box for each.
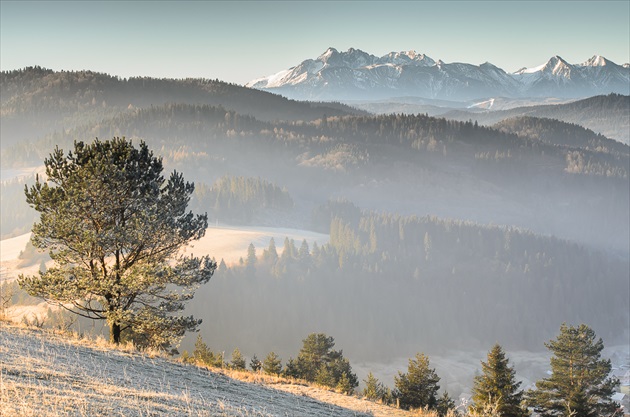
[19,138,215,349]
[527,323,619,417]
[470,344,528,417]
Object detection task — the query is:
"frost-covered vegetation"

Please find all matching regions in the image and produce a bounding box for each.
[0,323,418,417]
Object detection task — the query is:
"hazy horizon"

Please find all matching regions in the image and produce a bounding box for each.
[1,1,629,84]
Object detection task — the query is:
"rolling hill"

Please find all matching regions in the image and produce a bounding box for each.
[0,67,365,149]
[444,94,630,145]
[0,323,409,417]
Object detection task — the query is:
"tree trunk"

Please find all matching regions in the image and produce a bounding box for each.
[110,322,121,344]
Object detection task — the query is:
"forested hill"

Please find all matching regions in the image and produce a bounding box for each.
[493,116,630,156]
[5,102,628,181]
[444,94,630,145]
[0,66,364,147]
[2,102,628,253]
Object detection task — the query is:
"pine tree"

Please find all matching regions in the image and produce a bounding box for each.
[193,334,214,366]
[436,391,457,417]
[298,239,310,261]
[263,238,278,263]
[363,372,386,401]
[394,353,441,411]
[289,333,358,390]
[250,354,262,372]
[230,347,246,370]
[295,333,337,381]
[527,323,619,417]
[262,351,282,375]
[283,357,300,379]
[246,243,256,266]
[336,372,353,395]
[18,138,215,348]
[315,363,335,387]
[470,344,528,417]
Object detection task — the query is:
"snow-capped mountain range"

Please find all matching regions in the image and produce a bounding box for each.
[246,47,630,101]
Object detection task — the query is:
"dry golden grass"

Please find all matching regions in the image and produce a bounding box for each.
[1,322,422,416]
[198,363,422,417]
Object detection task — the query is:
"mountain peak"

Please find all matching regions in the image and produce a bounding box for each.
[515,55,571,75]
[247,48,630,101]
[547,55,570,67]
[582,55,610,67]
[377,50,435,67]
[318,47,339,60]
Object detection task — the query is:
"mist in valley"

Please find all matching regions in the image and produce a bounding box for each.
[1,69,629,401]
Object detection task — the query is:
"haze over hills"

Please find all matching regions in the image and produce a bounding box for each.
[348,94,630,146]
[444,94,630,145]
[247,47,630,101]
[1,66,628,406]
[0,66,364,149]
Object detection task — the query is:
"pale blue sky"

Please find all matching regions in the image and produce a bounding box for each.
[1,1,628,84]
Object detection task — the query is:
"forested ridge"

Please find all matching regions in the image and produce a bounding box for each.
[445,93,630,144]
[4,102,628,179]
[0,66,363,148]
[493,115,629,155]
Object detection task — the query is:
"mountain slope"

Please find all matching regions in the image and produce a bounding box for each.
[247,48,630,101]
[444,94,630,145]
[0,323,408,417]
[0,67,365,148]
[492,116,630,155]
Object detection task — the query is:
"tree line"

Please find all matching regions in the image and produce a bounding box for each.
[181,325,620,417]
[4,101,627,180]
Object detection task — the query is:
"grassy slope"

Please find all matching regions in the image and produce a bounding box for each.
[0,323,411,417]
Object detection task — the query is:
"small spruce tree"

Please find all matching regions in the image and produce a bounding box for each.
[250,354,262,372]
[230,347,246,370]
[336,372,354,395]
[436,391,458,417]
[283,357,300,379]
[363,372,386,401]
[394,353,441,411]
[262,351,282,375]
[193,334,214,366]
[470,344,528,417]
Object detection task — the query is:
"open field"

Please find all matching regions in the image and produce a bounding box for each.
[186,225,329,266]
[0,225,328,280]
[0,225,328,326]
